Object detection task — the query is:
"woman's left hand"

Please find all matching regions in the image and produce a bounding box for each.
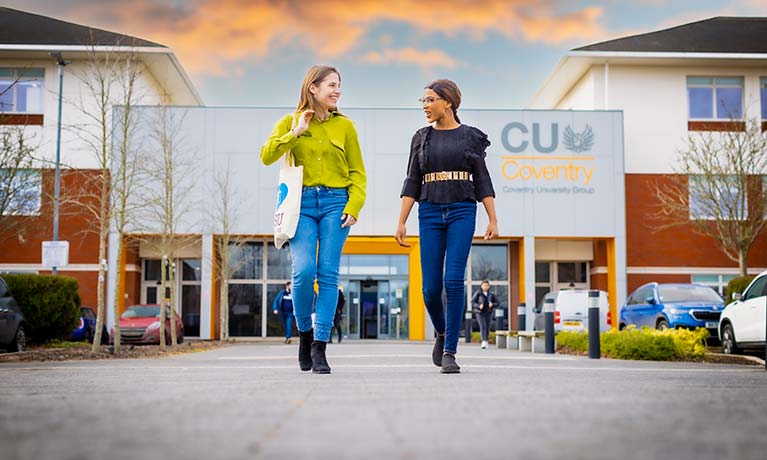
[341,214,357,228]
[484,221,498,240]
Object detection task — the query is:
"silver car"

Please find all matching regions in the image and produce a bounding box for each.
[0,276,26,352]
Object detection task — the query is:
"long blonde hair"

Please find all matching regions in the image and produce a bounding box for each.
[296,65,341,113]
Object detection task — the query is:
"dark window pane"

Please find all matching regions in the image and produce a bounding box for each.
[267,243,292,279]
[716,87,742,119]
[558,262,588,283]
[182,259,201,281]
[144,260,161,281]
[535,287,550,313]
[688,87,713,119]
[535,262,550,283]
[181,285,201,336]
[229,243,263,280]
[146,287,157,304]
[470,245,508,281]
[761,83,767,119]
[228,284,262,336]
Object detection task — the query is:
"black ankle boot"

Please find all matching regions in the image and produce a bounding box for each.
[311,341,331,374]
[432,334,445,367]
[441,352,460,374]
[298,329,313,371]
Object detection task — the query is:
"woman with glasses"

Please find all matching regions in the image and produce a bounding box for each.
[261,65,366,374]
[395,79,498,374]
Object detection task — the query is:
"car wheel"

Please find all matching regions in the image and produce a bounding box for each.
[85,327,94,343]
[11,325,27,353]
[721,324,740,355]
[619,323,626,331]
[656,319,670,331]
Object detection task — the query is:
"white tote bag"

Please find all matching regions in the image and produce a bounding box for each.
[273,116,303,248]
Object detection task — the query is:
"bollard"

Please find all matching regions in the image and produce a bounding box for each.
[588,290,601,359]
[517,303,526,332]
[465,308,472,343]
[544,298,555,354]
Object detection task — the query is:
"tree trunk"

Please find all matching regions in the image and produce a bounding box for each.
[91,232,107,353]
[169,253,178,346]
[159,255,167,350]
[111,235,124,352]
[738,250,747,278]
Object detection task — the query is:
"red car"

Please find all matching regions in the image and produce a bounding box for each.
[111,304,184,345]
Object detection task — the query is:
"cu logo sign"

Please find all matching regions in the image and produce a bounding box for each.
[501,123,594,154]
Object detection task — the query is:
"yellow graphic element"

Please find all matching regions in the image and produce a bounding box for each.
[501,155,595,186]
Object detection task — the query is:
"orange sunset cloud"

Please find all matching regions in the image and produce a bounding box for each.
[65,0,610,76]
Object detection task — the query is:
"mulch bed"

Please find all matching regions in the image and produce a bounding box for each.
[557,346,763,366]
[0,340,229,363]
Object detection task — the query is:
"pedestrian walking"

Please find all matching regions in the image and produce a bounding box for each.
[472,280,498,349]
[329,286,344,344]
[272,281,295,343]
[395,79,498,374]
[261,65,366,374]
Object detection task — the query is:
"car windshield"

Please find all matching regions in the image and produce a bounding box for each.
[658,285,722,303]
[121,306,160,319]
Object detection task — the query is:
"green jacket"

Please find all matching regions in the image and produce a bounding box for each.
[260,112,367,219]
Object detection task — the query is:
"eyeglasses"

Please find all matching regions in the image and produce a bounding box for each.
[418,96,443,105]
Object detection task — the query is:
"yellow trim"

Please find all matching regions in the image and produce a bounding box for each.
[343,236,424,340]
[518,238,526,303]
[607,238,618,331]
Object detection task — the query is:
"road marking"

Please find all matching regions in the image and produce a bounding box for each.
[215,354,576,361]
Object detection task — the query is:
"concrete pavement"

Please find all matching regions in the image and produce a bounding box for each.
[1,341,766,460]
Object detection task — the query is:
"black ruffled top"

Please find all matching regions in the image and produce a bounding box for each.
[400,124,495,203]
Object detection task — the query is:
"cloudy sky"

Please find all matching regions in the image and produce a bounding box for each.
[5,0,766,108]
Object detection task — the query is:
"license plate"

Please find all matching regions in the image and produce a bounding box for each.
[564,321,581,327]
[705,321,718,329]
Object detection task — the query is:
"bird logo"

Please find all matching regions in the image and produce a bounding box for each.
[563,125,594,153]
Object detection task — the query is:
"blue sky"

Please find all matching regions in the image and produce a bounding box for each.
[5,0,766,108]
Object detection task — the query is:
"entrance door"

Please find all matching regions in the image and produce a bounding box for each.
[343,279,391,339]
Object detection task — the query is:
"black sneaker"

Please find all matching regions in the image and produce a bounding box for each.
[432,334,445,367]
[441,352,460,374]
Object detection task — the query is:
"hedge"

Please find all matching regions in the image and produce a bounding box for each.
[557,326,709,361]
[3,274,81,344]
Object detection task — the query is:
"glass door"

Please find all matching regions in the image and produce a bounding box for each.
[377,281,390,339]
[343,280,361,339]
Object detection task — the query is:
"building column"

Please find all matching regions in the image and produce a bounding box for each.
[106,231,119,330]
[523,235,536,331]
[200,234,213,340]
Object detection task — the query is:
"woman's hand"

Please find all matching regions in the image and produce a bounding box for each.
[293,110,314,136]
[484,220,498,240]
[341,214,357,228]
[395,223,410,247]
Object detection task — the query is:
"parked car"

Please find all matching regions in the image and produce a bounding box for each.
[110,304,184,345]
[0,275,26,352]
[533,290,610,332]
[719,270,767,354]
[619,283,724,336]
[70,306,109,344]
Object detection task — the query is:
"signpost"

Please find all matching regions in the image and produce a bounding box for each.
[42,241,69,270]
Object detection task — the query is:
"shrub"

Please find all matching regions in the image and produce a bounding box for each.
[725,276,755,304]
[556,327,709,361]
[3,274,81,344]
[471,331,496,344]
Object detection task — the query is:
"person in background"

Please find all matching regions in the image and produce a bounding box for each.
[329,286,345,344]
[272,281,294,344]
[472,280,498,349]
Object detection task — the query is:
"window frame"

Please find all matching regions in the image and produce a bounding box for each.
[0,68,45,115]
[688,174,746,221]
[686,76,744,122]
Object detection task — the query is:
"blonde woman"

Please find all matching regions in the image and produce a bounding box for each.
[261,65,366,374]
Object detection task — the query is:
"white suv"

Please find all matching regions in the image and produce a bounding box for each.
[719,270,767,354]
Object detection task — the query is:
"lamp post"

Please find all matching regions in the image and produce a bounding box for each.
[50,52,69,276]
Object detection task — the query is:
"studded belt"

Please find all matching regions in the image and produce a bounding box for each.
[423,171,471,183]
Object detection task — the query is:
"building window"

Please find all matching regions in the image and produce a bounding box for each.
[688,175,744,221]
[687,77,743,120]
[761,77,767,120]
[0,169,41,216]
[691,274,737,297]
[0,68,44,114]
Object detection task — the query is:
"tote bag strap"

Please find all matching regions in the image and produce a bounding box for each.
[283,113,299,168]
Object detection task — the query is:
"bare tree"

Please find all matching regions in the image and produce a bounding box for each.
[64,39,147,353]
[139,104,197,348]
[653,117,767,276]
[207,162,255,341]
[0,125,40,244]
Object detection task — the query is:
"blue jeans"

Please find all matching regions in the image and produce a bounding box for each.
[280,311,294,339]
[418,201,476,354]
[289,186,350,342]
